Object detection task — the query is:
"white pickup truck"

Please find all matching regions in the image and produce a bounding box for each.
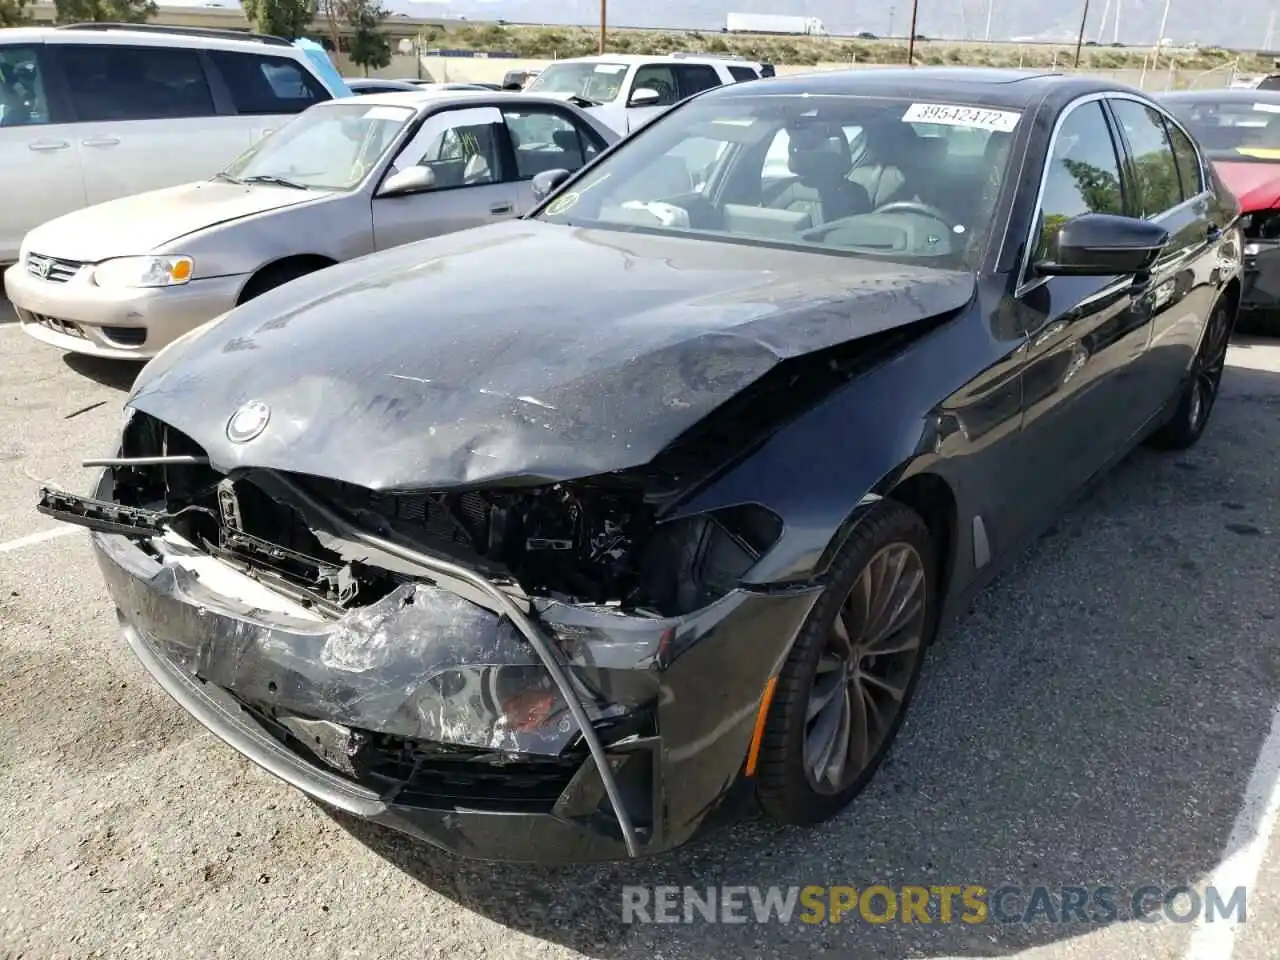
[525,53,772,135]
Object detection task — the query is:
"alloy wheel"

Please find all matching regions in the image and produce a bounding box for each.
[803,542,928,795]
[1192,306,1231,430]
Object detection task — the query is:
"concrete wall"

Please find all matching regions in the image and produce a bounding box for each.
[334,54,1236,92]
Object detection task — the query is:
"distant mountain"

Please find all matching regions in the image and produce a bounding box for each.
[391,0,1277,50]
[167,0,1280,51]
[389,0,1280,49]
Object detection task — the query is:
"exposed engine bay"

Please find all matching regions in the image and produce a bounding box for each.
[83,410,783,621]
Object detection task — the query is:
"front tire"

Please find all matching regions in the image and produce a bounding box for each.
[756,500,936,826]
[1146,299,1233,451]
[238,260,324,305]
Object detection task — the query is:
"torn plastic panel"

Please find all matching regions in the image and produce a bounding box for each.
[98,511,821,859]
[95,411,789,619]
[72,449,819,860]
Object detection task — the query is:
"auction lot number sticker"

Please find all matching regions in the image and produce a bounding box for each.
[902,102,1022,132]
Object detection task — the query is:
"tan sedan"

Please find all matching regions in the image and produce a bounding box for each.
[6,89,616,360]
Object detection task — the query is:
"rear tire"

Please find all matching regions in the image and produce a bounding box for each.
[1146,299,1233,451]
[755,500,937,826]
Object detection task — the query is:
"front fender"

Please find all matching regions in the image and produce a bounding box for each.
[668,357,952,586]
[156,194,368,280]
[668,305,1016,589]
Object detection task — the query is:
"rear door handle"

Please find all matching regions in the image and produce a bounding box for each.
[489,203,513,215]
[81,137,121,148]
[28,140,70,152]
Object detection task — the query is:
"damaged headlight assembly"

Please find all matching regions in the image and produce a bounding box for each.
[37,416,789,861]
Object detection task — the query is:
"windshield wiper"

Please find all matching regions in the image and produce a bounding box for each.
[211,171,242,184]
[240,174,308,190]
[550,92,600,107]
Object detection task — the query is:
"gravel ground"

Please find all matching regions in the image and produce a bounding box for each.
[1,301,1278,960]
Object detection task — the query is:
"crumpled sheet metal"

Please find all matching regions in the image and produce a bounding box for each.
[125,220,976,491]
[124,562,615,754]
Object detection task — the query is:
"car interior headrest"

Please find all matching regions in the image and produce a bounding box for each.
[787,124,852,180]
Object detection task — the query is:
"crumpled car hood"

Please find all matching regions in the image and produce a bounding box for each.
[128,219,975,491]
[23,180,330,262]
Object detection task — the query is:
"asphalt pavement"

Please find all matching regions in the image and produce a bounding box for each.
[1,298,1279,960]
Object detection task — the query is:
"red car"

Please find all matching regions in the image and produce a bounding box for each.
[1162,88,1280,331]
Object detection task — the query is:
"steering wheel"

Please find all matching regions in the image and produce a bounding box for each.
[872,200,955,228]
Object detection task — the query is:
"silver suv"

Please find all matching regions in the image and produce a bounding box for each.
[526,53,770,134]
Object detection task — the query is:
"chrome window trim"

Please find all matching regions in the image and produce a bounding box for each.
[1158,105,1208,196]
[1013,90,1211,299]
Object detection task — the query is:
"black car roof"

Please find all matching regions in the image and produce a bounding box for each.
[708,67,1137,111]
[1159,87,1280,103]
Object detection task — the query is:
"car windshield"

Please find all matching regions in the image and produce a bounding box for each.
[221,102,416,190]
[526,61,627,103]
[1164,97,1280,161]
[534,94,1019,267]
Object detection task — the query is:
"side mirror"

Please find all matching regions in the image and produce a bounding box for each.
[628,87,662,107]
[377,165,435,197]
[531,168,572,202]
[1035,212,1169,276]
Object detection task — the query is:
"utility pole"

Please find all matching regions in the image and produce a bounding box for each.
[1265,9,1277,51]
[1073,0,1090,67]
[1095,0,1111,43]
[1113,0,1121,42]
[598,0,607,54]
[1150,0,1172,70]
[888,6,896,37]
[907,0,919,63]
[984,0,995,41]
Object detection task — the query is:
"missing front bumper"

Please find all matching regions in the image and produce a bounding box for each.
[118,612,660,862]
[78,469,821,862]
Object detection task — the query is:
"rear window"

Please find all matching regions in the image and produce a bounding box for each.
[1164,96,1280,160]
[728,65,760,83]
[55,43,216,121]
[208,50,330,115]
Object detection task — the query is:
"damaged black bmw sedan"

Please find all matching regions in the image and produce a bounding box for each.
[41,68,1242,862]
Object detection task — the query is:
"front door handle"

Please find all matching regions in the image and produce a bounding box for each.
[28,140,70,152]
[489,202,514,215]
[81,137,121,148]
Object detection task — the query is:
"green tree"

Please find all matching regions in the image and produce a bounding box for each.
[1129,151,1183,215]
[52,0,156,23]
[241,0,315,40]
[317,0,352,58]
[347,0,390,75]
[1061,158,1123,215]
[0,0,30,27]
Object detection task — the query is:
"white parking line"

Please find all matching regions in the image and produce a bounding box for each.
[1184,701,1280,960]
[0,526,80,554]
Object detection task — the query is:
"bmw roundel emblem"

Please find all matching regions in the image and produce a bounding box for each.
[226,400,271,443]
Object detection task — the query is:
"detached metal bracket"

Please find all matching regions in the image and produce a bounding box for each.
[256,474,645,859]
[37,486,168,538]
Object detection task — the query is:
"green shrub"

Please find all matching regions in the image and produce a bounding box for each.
[435,23,1266,74]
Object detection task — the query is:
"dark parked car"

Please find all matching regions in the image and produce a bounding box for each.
[1161,88,1280,330]
[502,68,539,90]
[343,77,421,94]
[41,68,1241,864]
